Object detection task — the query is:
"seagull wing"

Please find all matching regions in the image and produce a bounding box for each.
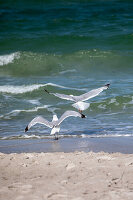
[25,116,52,132]
[57,110,81,126]
[44,88,75,101]
[52,93,75,101]
[77,84,110,102]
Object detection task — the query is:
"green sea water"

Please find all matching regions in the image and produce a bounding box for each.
[0,0,133,140]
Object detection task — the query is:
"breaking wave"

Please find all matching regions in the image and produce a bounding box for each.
[0,50,133,77]
[0,105,51,119]
[0,82,84,94]
[0,52,20,66]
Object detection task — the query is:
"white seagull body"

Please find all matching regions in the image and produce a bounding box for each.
[44,84,110,112]
[25,110,85,139]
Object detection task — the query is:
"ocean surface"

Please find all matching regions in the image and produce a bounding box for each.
[0,0,133,144]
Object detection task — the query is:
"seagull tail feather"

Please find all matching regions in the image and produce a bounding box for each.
[81,114,86,118]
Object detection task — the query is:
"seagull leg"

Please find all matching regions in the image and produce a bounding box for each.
[79,109,82,114]
[54,134,58,140]
[79,110,86,118]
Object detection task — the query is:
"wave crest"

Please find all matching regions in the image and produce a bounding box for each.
[0,52,20,66]
[0,82,84,94]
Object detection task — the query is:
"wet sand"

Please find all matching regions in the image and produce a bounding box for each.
[0,151,133,200]
[1,137,133,154]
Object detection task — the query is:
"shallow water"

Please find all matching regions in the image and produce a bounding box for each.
[0,0,133,142]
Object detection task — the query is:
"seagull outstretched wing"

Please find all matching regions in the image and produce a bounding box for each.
[52,93,74,101]
[44,84,110,103]
[25,116,52,132]
[75,84,110,102]
[44,89,75,101]
[56,110,84,126]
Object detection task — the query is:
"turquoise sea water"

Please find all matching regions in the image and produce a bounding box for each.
[0,0,133,141]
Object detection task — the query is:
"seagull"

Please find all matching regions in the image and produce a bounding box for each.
[44,84,110,113]
[25,110,86,140]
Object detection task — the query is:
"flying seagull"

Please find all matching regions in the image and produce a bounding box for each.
[44,84,110,113]
[25,110,86,140]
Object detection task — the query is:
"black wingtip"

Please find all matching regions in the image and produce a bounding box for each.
[25,126,28,132]
[105,83,110,88]
[81,114,86,118]
[44,88,50,94]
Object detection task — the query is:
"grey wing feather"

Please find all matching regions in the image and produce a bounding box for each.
[26,116,52,131]
[44,88,74,101]
[57,110,81,126]
[77,85,109,102]
[51,93,75,101]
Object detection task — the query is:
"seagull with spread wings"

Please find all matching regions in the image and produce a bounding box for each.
[25,110,85,140]
[44,84,110,113]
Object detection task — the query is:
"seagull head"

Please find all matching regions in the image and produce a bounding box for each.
[105,83,110,89]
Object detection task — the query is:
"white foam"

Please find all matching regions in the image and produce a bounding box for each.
[80,134,133,138]
[22,134,41,139]
[98,104,106,109]
[108,98,119,106]
[0,84,45,94]
[0,52,20,66]
[109,98,116,104]
[1,133,133,140]
[10,105,50,114]
[26,99,41,105]
[0,82,84,94]
[0,105,51,119]
[59,69,77,74]
[47,107,60,114]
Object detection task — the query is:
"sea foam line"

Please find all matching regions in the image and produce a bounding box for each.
[0,52,20,66]
[0,83,85,94]
[1,133,133,141]
[8,105,50,115]
[0,105,51,119]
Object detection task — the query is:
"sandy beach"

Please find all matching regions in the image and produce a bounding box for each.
[0,151,133,200]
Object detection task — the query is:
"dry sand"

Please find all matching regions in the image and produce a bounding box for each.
[0,151,133,200]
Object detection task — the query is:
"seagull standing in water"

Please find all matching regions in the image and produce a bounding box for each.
[44,84,110,113]
[25,110,85,140]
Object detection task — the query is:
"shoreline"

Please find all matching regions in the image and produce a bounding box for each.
[1,136,133,154]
